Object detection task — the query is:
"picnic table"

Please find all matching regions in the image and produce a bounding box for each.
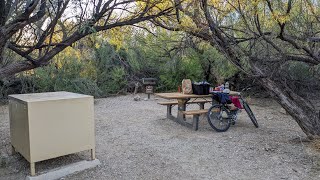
[155,91,240,130]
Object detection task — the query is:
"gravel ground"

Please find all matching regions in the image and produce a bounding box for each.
[1,94,320,180]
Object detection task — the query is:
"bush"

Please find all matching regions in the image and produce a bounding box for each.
[158,54,203,91]
[93,44,128,94]
[32,57,102,97]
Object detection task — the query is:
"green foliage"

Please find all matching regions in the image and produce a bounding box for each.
[123,29,235,91]
[105,67,127,94]
[158,49,203,90]
[202,47,238,81]
[32,57,102,97]
[93,43,128,94]
[284,62,320,84]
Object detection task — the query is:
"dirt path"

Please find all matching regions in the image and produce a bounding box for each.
[0,94,320,180]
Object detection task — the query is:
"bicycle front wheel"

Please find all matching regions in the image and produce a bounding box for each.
[207,104,231,132]
[243,101,259,128]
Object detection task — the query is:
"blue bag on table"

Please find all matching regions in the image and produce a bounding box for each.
[212,92,232,104]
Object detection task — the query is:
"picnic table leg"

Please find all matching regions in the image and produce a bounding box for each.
[167,105,172,118]
[193,115,199,131]
[199,103,205,109]
[177,99,188,121]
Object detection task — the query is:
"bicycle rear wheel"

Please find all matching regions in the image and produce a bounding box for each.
[243,101,259,128]
[207,104,231,132]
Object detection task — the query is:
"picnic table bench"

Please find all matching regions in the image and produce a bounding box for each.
[157,99,211,119]
[182,109,209,130]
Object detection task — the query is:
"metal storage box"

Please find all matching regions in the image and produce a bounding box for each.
[9,91,95,176]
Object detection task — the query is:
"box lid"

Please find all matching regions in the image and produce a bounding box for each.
[8,91,92,103]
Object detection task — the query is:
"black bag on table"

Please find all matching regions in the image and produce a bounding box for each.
[192,81,210,95]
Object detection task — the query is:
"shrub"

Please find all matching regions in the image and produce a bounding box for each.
[31,54,102,97]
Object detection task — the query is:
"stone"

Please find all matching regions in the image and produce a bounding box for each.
[133,95,141,101]
[279,108,287,114]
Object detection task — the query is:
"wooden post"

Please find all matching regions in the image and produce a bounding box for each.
[177,99,188,121]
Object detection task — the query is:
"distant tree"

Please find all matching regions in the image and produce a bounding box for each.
[0,0,173,78]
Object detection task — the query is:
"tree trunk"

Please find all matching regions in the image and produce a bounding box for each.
[0,61,35,79]
[204,63,211,81]
[0,46,3,64]
[259,77,320,139]
[0,34,6,64]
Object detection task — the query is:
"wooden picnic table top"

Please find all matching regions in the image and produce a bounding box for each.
[155,91,240,100]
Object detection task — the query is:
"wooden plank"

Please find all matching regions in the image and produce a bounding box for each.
[154,92,212,99]
[157,99,212,105]
[157,101,177,105]
[182,109,209,115]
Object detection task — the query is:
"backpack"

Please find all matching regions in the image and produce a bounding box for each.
[182,79,193,94]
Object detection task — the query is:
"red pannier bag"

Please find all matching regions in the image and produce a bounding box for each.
[229,96,243,109]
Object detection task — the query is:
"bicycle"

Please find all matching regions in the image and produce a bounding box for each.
[207,90,259,132]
